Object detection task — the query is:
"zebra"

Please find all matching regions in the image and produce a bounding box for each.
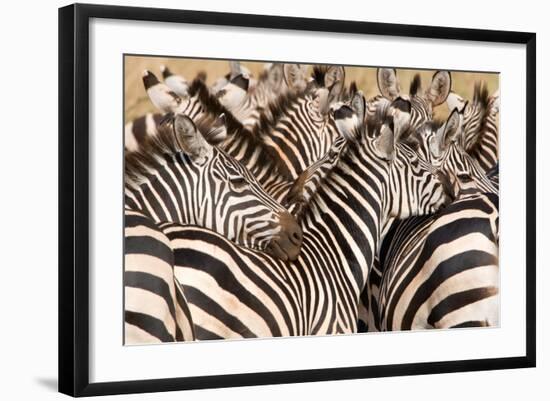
[376,190,499,330]
[372,68,452,138]
[124,207,195,344]
[156,95,451,339]
[140,69,349,204]
[365,108,499,331]
[124,111,302,261]
[124,112,165,153]
[282,105,498,332]
[240,64,347,187]
[447,82,500,172]
[214,63,287,129]
[210,60,257,94]
[124,70,208,152]
[160,64,189,97]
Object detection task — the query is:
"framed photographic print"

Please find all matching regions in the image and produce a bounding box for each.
[58,3,536,397]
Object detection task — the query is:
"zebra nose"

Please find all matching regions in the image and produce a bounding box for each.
[266,211,303,262]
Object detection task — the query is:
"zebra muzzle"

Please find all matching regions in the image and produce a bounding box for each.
[266,211,303,262]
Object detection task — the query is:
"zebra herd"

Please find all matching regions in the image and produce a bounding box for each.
[123,61,500,344]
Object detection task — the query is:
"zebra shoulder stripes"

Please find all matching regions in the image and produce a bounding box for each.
[159,98,451,339]
[125,208,195,344]
[124,112,302,261]
[377,190,499,330]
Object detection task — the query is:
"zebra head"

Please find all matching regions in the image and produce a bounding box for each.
[376,68,452,135]
[125,113,302,261]
[333,93,452,220]
[284,64,346,115]
[424,108,498,197]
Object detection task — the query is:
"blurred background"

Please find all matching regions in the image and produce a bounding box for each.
[125,55,499,123]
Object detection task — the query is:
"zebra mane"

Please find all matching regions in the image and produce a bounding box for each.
[366,96,391,138]
[188,77,245,136]
[409,74,422,96]
[287,137,349,222]
[251,90,301,135]
[340,81,359,104]
[124,113,217,189]
[468,81,495,155]
[473,81,490,110]
[257,68,270,82]
[191,76,296,180]
[311,65,329,87]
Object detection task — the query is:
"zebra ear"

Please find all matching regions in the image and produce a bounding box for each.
[446,91,467,113]
[229,60,243,79]
[161,65,189,98]
[426,71,452,106]
[173,114,213,162]
[438,109,462,156]
[266,63,284,88]
[142,70,183,113]
[334,105,361,141]
[390,97,412,141]
[325,65,346,102]
[377,68,400,100]
[283,64,308,92]
[373,120,395,161]
[351,91,366,123]
[490,89,500,114]
[216,74,249,110]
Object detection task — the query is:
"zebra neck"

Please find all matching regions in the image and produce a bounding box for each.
[300,144,386,290]
[124,155,211,227]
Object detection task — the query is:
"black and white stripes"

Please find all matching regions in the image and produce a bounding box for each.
[123,61,500,343]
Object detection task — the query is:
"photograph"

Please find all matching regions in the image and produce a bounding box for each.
[123,56,500,344]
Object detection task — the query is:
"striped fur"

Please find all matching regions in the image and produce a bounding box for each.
[124,112,302,261]
[155,109,450,340]
[376,191,499,330]
[363,111,499,332]
[124,208,195,344]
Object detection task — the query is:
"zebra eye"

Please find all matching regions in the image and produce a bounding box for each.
[229,176,248,190]
[457,172,472,181]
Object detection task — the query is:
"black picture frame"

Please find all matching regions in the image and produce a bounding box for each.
[58,3,536,397]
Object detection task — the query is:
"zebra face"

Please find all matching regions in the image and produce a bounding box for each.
[125,113,303,261]
[424,109,498,197]
[211,149,303,261]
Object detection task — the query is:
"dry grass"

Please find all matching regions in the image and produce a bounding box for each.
[125,55,499,123]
